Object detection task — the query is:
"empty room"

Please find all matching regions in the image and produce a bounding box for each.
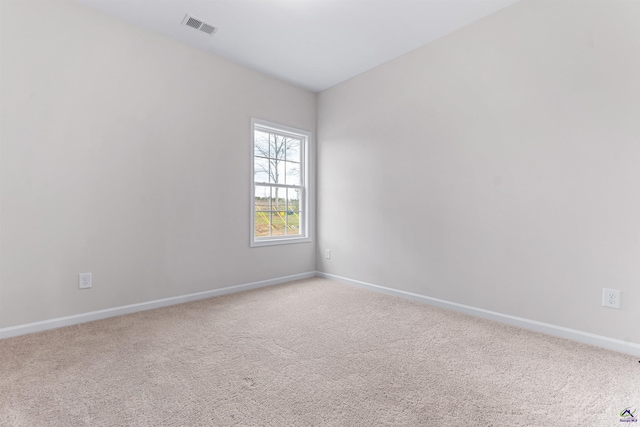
[1,0,639,425]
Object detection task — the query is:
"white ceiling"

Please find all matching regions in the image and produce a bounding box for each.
[73,0,520,92]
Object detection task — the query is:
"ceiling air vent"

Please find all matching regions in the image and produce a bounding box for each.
[182,14,218,36]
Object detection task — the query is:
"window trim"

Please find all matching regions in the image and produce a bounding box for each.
[250,118,312,247]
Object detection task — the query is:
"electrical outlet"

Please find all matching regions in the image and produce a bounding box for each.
[79,273,92,289]
[602,288,620,309]
[325,249,331,259]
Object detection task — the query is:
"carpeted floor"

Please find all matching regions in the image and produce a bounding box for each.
[0,278,638,426]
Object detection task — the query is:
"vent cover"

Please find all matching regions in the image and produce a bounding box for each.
[182,14,218,36]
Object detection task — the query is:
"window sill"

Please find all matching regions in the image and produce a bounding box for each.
[250,236,312,248]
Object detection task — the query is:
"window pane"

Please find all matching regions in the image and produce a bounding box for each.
[271,187,285,212]
[254,212,271,237]
[287,212,301,236]
[271,211,286,236]
[254,131,270,157]
[285,161,300,186]
[254,157,270,184]
[255,186,270,211]
[286,138,301,163]
[254,186,271,240]
[271,134,286,161]
[286,188,301,236]
[287,188,300,211]
[274,158,286,184]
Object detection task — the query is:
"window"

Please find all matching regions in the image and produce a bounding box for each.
[251,119,311,246]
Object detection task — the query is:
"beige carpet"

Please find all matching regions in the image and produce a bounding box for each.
[1,278,638,426]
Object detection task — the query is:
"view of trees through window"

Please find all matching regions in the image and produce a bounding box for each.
[253,128,302,238]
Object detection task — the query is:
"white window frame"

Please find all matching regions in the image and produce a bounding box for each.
[250,118,312,247]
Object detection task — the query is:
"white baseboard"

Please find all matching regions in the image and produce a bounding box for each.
[0,271,316,340]
[4,270,638,357]
[317,272,640,357]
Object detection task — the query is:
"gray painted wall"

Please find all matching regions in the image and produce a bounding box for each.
[317,0,640,345]
[0,0,316,328]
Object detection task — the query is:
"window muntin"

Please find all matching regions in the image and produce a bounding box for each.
[251,119,310,246]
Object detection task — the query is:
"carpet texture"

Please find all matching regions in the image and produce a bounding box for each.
[1,278,638,426]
